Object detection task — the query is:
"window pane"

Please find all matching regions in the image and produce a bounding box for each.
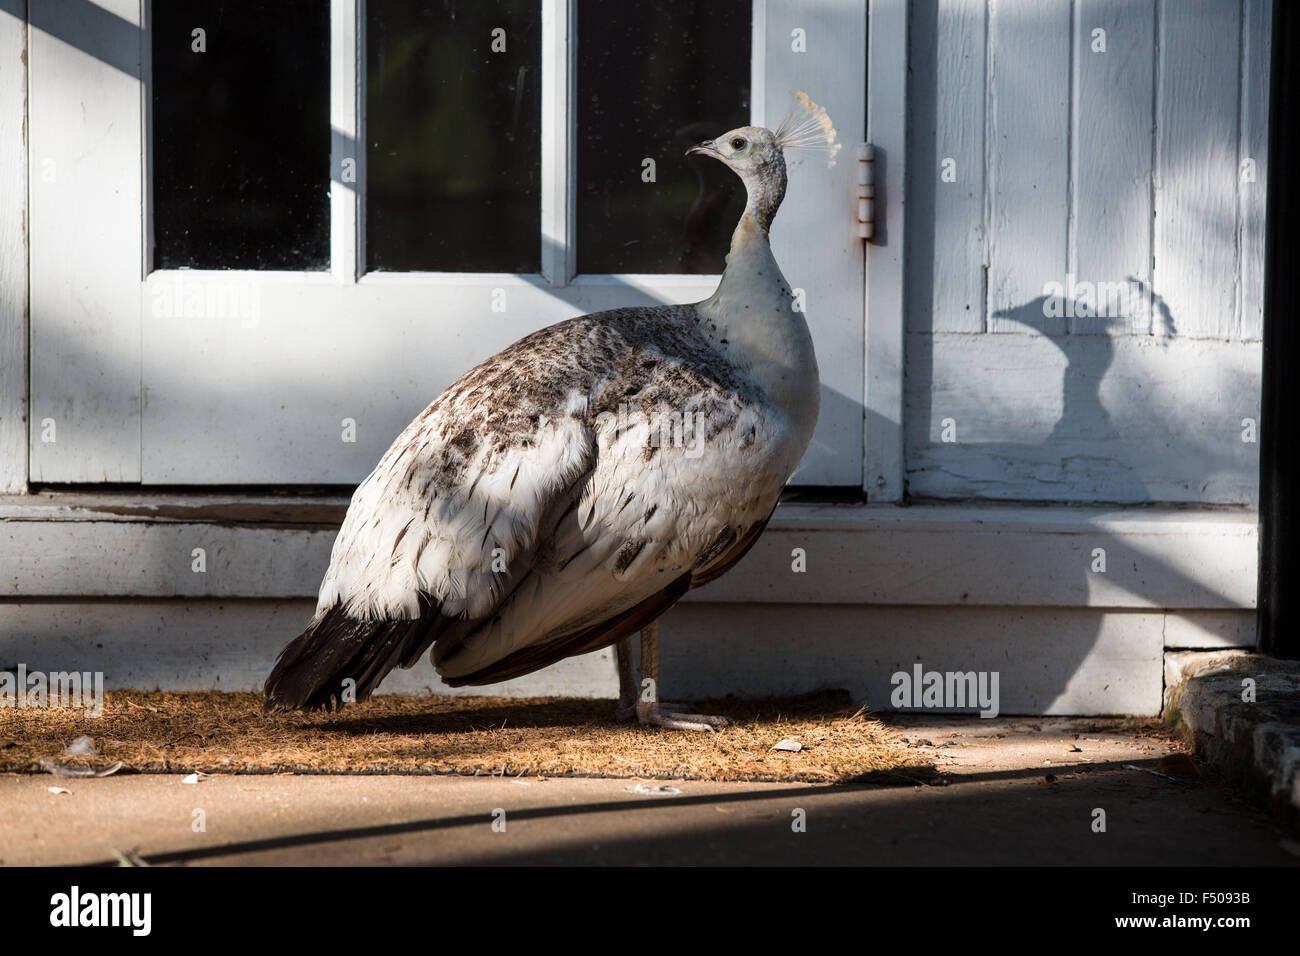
[367,0,542,273]
[152,1,330,271]
[576,0,751,275]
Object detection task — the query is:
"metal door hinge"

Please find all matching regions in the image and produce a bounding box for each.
[857,143,875,241]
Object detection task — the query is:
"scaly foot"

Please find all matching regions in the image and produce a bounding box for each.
[636,699,731,732]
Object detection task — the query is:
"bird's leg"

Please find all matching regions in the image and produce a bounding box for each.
[613,636,638,722]
[635,620,731,732]
[614,626,691,721]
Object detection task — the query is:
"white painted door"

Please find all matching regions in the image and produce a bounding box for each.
[28,0,866,486]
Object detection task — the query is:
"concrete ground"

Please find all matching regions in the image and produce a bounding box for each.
[2,717,1296,866]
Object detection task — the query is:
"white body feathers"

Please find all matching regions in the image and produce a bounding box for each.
[268,95,833,700]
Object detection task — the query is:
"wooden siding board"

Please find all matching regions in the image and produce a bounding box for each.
[1237,0,1270,343]
[864,0,907,498]
[911,0,987,335]
[6,598,1220,714]
[28,0,144,482]
[1153,0,1243,340]
[661,603,1166,715]
[987,0,1072,335]
[0,599,618,697]
[1071,0,1156,335]
[0,4,27,492]
[909,0,1263,502]
[905,332,1261,504]
[0,497,1258,609]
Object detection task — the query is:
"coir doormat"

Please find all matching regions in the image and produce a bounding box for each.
[0,689,933,784]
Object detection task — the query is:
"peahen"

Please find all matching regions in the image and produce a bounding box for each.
[264,93,839,730]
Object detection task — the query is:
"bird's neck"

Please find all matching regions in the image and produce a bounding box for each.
[697,162,819,439]
[713,163,789,298]
[740,161,787,235]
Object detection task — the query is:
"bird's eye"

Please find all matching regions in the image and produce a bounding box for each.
[730,137,747,151]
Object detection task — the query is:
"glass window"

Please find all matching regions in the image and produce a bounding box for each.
[366,0,542,273]
[151,0,330,271]
[576,0,751,275]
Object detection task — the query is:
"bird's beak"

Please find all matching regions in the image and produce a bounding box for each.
[686,140,717,157]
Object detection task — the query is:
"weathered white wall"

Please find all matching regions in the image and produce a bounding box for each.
[0,497,1260,608]
[27,0,144,483]
[906,0,1270,503]
[0,599,620,698]
[0,3,26,493]
[0,597,1253,716]
[0,496,1259,713]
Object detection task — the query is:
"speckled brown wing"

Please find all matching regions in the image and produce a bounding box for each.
[442,573,692,686]
[689,503,777,588]
[447,505,777,686]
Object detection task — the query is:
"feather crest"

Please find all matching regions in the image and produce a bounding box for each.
[774,90,840,166]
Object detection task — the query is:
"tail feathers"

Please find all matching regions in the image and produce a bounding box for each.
[263,602,443,712]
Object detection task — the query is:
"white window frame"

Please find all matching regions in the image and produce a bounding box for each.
[27,0,870,488]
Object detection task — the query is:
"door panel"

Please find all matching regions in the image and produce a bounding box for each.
[30,0,868,486]
[756,0,866,484]
[28,0,144,483]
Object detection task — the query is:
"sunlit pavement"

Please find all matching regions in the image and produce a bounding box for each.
[3,718,1296,866]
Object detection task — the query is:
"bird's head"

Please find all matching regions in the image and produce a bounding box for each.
[686,125,783,178]
[685,92,839,234]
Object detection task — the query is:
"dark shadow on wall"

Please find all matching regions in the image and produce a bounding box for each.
[942,286,1172,503]
[743,0,1261,716]
[23,0,140,79]
[905,0,1258,507]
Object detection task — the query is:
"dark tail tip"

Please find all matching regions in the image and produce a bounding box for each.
[263,603,441,713]
[263,606,371,712]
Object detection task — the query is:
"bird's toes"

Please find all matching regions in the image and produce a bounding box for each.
[654,715,717,732]
[637,703,731,732]
[662,705,731,728]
